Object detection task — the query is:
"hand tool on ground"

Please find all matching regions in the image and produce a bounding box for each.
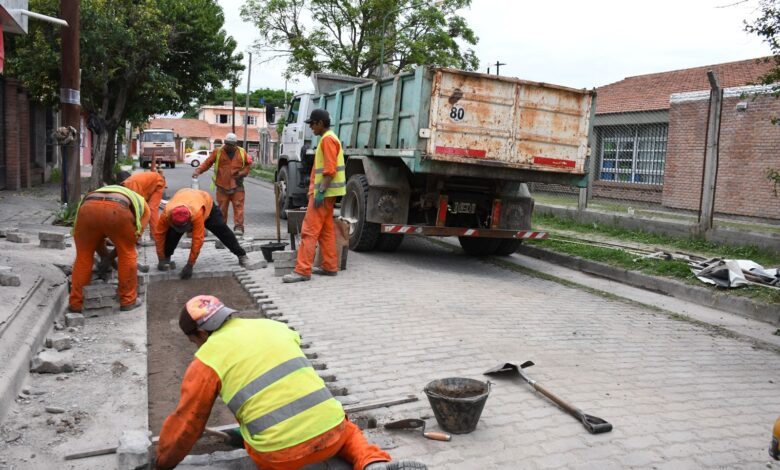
[384,419,451,441]
[484,361,612,434]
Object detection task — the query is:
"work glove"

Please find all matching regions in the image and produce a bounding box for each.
[314,190,325,209]
[180,263,194,280]
[224,427,245,449]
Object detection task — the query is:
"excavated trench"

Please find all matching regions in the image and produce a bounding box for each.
[146,276,258,454]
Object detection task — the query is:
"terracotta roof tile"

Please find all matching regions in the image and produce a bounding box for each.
[595,57,776,115]
[147,118,212,138]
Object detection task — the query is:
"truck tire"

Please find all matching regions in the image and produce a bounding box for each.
[277,166,290,220]
[494,239,522,256]
[343,174,380,251]
[170,161,176,169]
[458,237,501,256]
[376,234,404,252]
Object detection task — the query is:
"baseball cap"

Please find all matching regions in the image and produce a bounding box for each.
[170,206,192,233]
[304,108,329,124]
[185,295,236,332]
[224,133,238,145]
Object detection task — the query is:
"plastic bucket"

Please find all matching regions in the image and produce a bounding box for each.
[259,242,288,262]
[424,377,490,434]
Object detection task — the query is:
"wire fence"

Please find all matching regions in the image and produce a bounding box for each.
[529,82,780,238]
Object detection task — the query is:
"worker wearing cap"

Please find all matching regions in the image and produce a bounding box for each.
[192,133,252,236]
[283,109,346,283]
[154,188,249,279]
[154,295,427,470]
[116,169,166,236]
[68,185,150,313]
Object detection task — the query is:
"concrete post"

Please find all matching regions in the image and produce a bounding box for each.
[697,71,722,235]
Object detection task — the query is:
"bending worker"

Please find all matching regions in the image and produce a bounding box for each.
[155,294,427,470]
[68,185,149,313]
[154,188,249,279]
[283,109,345,283]
[192,133,252,236]
[116,169,166,237]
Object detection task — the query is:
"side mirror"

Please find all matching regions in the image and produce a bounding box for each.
[266,106,276,124]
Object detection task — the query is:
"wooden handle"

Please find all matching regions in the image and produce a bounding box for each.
[533,383,578,416]
[423,431,451,441]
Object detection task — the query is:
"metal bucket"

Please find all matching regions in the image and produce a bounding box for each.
[424,378,490,434]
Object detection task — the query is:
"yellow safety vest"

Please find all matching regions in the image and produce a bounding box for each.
[314,130,346,197]
[212,146,247,191]
[195,318,345,452]
[74,185,146,236]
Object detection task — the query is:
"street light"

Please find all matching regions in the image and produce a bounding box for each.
[378,0,443,78]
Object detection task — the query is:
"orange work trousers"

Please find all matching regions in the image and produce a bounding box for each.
[216,189,246,231]
[293,196,337,277]
[69,200,139,310]
[246,419,391,470]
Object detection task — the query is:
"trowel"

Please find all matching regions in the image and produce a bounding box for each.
[384,419,451,441]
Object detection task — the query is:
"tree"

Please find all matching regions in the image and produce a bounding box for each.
[184,86,295,118]
[239,0,479,78]
[6,0,243,188]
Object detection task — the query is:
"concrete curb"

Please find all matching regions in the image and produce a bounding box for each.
[0,279,68,420]
[517,244,780,326]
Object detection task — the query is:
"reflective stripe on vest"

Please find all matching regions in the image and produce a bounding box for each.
[77,185,146,236]
[212,146,247,191]
[195,318,345,452]
[314,130,346,197]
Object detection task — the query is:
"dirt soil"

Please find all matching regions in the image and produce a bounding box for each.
[147,276,260,454]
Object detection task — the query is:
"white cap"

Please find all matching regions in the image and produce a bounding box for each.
[224,133,238,144]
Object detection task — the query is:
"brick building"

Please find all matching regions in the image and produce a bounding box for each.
[587,57,779,220]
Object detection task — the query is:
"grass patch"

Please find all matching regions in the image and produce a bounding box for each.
[250,165,275,183]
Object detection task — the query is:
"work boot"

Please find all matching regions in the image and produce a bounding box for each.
[238,255,250,267]
[234,227,244,236]
[120,299,143,312]
[282,272,311,283]
[364,461,428,470]
[312,267,337,276]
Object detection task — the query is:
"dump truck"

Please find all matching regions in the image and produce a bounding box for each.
[276,67,594,255]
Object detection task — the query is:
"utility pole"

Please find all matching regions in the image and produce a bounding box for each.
[494,61,506,76]
[242,52,252,150]
[231,84,236,134]
[698,70,723,235]
[60,0,80,205]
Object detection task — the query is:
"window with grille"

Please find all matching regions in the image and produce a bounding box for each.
[244,116,256,125]
[597,124,667,185]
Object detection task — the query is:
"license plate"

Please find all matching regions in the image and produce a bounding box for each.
[450,202,476,214]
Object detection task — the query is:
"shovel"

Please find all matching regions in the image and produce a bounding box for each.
[484,361,612,434]
[384,419,451,441]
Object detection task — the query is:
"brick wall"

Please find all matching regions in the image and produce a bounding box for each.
[4,78,21,190]
[593,181,663,203]
[664,93,780,220]
[18,87,31,189]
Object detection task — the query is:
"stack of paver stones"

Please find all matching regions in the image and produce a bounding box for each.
[272,250,296,277]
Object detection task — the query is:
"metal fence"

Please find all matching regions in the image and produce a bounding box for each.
[529,83,780,238]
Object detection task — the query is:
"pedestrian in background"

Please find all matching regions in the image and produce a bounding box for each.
[283,109,346,283]
[192,133,252,236]
[154,188,248,279]
[68,185,149,313]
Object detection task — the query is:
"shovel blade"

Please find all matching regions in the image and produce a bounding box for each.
[483,360,535,376]
[384,419,424,430]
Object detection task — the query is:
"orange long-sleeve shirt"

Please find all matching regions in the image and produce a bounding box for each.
[121,172,165,231]
[194,146,252,191]
[308,134,340,195]
[154,189,213,266]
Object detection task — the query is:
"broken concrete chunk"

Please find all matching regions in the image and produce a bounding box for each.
[40,240,67,250]
[38,232,66,242]
[30,350,74,374]
[116,430,151,470]
[243,258,268,271]
[0,272,21,287]
[64,313,85,327]
[0,227,19,237]
[6,233,30,243]
[45,333,72,351]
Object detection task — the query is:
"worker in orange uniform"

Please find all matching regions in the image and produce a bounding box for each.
[283,109,346,283]
[154,188,249,279]
[67,185,150,313]
[153,294,427,470]
[192,133,252,236]
[116,169,166,235]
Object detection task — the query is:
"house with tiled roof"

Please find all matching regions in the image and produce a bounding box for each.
[588,57,780,220]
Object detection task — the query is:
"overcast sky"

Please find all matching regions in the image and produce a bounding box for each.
[218,0,773,95]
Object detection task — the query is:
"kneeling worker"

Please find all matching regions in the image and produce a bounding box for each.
[68,185,150,312]
[154,188,249,279]
[155,295,427,470]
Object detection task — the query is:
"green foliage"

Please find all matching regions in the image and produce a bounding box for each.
[50,167,61,184]
[184,87,293,118]
[275,115,287,136]
[250,165,276,182]
[240,0,479,77]
[54,203,79,227]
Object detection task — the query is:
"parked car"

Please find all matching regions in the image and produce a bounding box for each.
[184,149,209,167]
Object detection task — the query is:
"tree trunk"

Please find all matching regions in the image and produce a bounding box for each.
[102,130,117,184]
[90,131,109,190]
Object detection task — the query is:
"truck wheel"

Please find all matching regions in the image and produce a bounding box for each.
[170,162,176,169]
[277,166,290,220]
[376,234,404,252]
[458,237,501,256]
[494,239,522,256]
[342,174,379,251]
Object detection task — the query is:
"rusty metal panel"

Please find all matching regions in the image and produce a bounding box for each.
[427,69,592,175]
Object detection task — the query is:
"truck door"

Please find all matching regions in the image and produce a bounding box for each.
[282,97,303,161]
